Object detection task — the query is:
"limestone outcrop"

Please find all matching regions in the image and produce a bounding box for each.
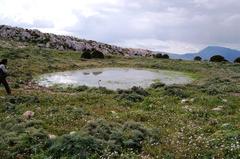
[0,25,153,56]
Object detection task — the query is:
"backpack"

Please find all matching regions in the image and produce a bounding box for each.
[0,67,7,78]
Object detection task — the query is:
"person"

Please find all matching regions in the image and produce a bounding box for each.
[0,59,11,95]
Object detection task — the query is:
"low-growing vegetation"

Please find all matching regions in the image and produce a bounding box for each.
[0,40,240,158]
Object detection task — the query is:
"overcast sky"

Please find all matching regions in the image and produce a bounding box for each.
[0,0,239,54]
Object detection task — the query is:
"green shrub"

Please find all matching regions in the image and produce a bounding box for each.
[91,49,104,59]
[210,55,227,62]
[234,57,240,63]
[83,120,155,152]
[74,85,88,91]
[81,49,104,59]
[199,77,238,95]
[66,107,90,118]
[81,49,92,59]
[48,133,102,159]
[117,86,149,102]
[164,85,190,98]
[6,95,40,105]
[118,93,144,102]
[0,118,157,158]
[84,119,114,141]
[150,82,165,89]
[67,85,89,92]
[4,102,16,112]
[153,53,162,58]
[51,85,89,93]
[201,86,221,95]
[0,118,49,159]
[154,53,169,59]
[194,56,202,61]
[162,54,169,59]
[88,86,114,94]
[131,86,149,96]
[122,121,155,151]
[205,130,240,158]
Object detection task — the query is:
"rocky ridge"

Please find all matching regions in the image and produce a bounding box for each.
[0,25,153,56]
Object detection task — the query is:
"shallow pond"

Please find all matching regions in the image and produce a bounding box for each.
[37,68,193,90]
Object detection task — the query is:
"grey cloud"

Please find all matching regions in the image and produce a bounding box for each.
[32,19,54,28]
[0,16,54,29]
[1,0,240,52]
[64,0,240,52]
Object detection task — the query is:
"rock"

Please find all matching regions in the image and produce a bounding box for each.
[190,98,195,102]
[111,110,117,114]
[0,25,154,57]
[222,99,228,103]
[48,134,57,139]
[222,123,229,126]
[181,98,195,104]
[212,107,222,111]
[212,106,224,111]
[70,131,77,135]
[36,107,41,111]
[23,111,35,119]
[181,99,189,104]
[181,99,188,104]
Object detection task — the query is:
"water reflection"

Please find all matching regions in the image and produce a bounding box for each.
[92,72,102,76]
[83,72,90,75]
[37,68,192,90]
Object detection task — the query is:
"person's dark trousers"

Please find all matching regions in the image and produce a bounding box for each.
[0,78,11,95]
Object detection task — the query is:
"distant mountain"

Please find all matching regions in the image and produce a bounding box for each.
[168,53,195,60]
[169,46,240,61]
[197,46,240,61]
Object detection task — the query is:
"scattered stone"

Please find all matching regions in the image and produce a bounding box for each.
[70,131,77,135]
[48,134,57,139]
[181,98,195,104]
[222,123,230,127]
[111,111,117,114]
[23,111,35,119]
[212,106,224,112]
[190,98,195,102]
[36,107,41,111]
[222,99,228,103]
[0,96,6,99]
[183,105,192,112]
[212,107,222,111]
[181,99,188,104]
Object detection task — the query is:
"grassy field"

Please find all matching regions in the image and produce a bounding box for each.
[0,43,240,158]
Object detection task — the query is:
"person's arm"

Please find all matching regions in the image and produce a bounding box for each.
[0,65,8,73]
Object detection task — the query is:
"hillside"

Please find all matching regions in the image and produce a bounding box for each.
[0,25,153,56]
[0,42,240,158]
[0,24,240,158]
[169,46,240,61]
